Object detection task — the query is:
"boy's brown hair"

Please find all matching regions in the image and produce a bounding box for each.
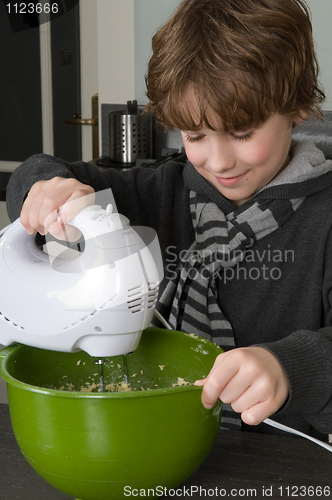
[145,0,325,132]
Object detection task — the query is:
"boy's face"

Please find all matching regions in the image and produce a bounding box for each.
[181,112,300,206]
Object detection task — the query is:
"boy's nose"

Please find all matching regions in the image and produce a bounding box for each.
[208,143,236,173]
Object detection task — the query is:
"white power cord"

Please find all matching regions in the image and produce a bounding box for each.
[153,310,332,453]
[153,309,173,330]
[264,418,332,452]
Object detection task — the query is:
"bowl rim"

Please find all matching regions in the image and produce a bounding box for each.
[0,329,222,399]
[1,368,201,399]
[0,351,202,398]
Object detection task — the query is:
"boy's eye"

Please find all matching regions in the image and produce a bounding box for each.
[184,134,205,143]
[231,131,254,142]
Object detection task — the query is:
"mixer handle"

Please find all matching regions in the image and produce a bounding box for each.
[67,204,130,241]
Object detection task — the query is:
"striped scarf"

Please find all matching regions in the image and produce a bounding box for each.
[154,190,304,429]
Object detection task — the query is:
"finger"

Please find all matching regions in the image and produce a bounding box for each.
[58,190,95,224]
[219,376,251,405]
[20,181,48,234]
[198,353,238,408]
[43,209,58,234]
[46,221,82,242]
[194,354,227,387]
[20,178,95,236]
[28,198,56,235]
[36,180,93,229]
[21,181,64,234]
[232,376,288,425]
[241,400,275,426]
[193,378,216,409]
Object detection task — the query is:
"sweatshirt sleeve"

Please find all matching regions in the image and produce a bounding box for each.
[6,153,112,222]
[256,222,332,435]
[257,328,332,434]
[6,153,188,232]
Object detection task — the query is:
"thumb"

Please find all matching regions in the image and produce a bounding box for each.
[194,378,206,386]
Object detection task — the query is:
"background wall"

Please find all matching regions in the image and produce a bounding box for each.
[134,0,181,104]
[134,0,332,110]
[306,0,332,110]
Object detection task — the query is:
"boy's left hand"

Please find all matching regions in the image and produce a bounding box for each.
[194,347,289,425]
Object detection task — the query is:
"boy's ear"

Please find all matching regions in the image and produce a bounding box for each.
[293,109,308,124]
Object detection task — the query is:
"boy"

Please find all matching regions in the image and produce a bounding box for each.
[6,0,332,437]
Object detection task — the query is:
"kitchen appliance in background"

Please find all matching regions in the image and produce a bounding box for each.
[96,102,185,170]
[109,100,152,165]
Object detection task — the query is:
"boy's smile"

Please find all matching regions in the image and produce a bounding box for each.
[181,112,304,206]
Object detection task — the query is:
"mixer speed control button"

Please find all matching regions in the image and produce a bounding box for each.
[108,213,130,230]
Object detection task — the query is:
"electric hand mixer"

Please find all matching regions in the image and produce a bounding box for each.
[0,203,160,388]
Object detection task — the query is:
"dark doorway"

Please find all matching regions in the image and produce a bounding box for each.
[51,2,81,161]
[0,0,81,163]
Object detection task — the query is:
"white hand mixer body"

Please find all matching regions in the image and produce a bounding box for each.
[0,204,160,357]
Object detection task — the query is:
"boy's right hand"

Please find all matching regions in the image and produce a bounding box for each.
[20,177,95,240]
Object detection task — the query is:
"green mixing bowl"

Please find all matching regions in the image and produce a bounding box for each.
[0,327,222,500]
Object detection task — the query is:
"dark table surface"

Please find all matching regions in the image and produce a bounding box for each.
[1,403,332,500]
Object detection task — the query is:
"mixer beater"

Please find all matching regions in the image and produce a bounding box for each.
[94,358,109,392]
[93,354,130,392]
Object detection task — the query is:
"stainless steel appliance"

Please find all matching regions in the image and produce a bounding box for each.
[109,100,153,165]
[98,103,185,170]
